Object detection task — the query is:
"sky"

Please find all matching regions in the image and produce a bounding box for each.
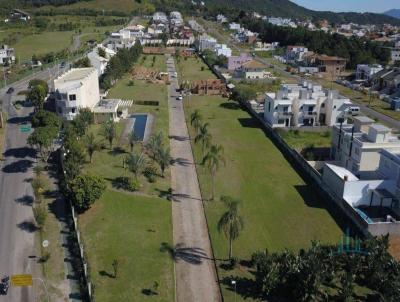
[292,0,399,13]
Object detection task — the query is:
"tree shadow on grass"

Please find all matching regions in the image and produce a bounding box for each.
[99,270,115,279]
[220,102,240,110]
[221,275,260,301]
[107,146,127,157]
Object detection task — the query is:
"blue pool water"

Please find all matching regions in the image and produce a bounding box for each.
[355,208,373,224]
[131,114,148,141]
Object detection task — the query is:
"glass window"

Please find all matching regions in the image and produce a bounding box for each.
[69,94,76,101]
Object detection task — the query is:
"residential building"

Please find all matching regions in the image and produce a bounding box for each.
[214,44,232,57]
[254,41,279,51]
[152,12,168,24]
[216,14,228,23]
[227,53,252,71]
[371,68,400,94]
[229,22,241,31]
[391,48,400,62]
[53,68,100,120]
[0,45,15,65]
[305,54,347,77]
[198,34,217,51]
[236,60,269,79]
[285,46,309,63]
[170,11,183,26]
[356,64,383,81]
[87,45,116,76]
[264,82,359,128]
[331,116,400,177]
[10,9,30,21]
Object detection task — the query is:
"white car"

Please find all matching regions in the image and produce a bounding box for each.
[176,95,183,101]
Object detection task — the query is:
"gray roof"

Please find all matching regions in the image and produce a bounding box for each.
[353,116,374,123]
[369,124,390,133]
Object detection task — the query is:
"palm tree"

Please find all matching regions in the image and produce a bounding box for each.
[128,131,140,153]
[190,109,203,134]
[217,196,244,260]
[195,123,212,157]
[85,133,101,163]
[126,152,146,180]
[156,146,171,177]
[146,132,163,160]
[101,120,116,149]
[202,144,225,200]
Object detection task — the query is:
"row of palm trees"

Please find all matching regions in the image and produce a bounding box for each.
[190,110,244,261]
[190,109,225,201]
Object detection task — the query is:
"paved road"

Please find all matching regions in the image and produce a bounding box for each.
[0,64,68,302]
[166,55,221,302]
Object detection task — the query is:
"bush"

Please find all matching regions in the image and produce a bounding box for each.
[112,177,140,192]
[33,205,47,228]
[144,165,158,183]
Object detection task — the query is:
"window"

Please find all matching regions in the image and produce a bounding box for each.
[69,94,76,101]
[71,107,76,114]
[283,106,289,113]
[354,147,359,155]
[321,103,325,108]
[268,102,271,112]
[278,119,285,124]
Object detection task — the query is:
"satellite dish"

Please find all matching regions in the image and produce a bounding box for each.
[42,240,49,248]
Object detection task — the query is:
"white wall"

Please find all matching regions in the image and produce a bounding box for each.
[343,180,396,207]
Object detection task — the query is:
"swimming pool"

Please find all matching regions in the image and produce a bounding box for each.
[355,208,373,224]
[131,114,148,141]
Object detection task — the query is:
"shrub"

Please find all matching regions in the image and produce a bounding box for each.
[33,205,47,228]
[113,177,140,192]
[144,165,158,183]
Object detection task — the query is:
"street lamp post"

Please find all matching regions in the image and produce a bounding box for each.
[231,280,237,302]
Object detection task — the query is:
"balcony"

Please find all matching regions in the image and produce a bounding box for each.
[302,111,318,118]
[277,112,293,118]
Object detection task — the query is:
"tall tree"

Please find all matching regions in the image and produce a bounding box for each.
[70,174,106,212]
[85,133,100,163]
[146,132,163,160]
[27,84,47,111]
[101,120,116,149]
[27,126,58,161]
[190,109,203,134]
[217,196,244,260]
[202,144,225,200]
[195,123,212,157]
[126,152,146,180]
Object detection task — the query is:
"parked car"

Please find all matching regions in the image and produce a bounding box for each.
[176,95,183,101]
[0,276,9,295]
[6,87,14,94]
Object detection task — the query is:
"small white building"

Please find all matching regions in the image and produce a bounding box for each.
[217,14,228,23]
[229,22,241,31]
[87,45,116,76]
[198,34,217,51]
[0,45,15,65]
[391,48,400,63]
[214,44,232,57]
[331,116,400,177]
[356,64,383,81]
[264,82,359,128]
[54,68,100,121]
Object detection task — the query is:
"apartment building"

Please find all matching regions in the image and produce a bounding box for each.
[331,116,400,177]
[198,34,217,51]
[0,45,15,65]
[356,64,383,81]
[214,44,232,57]
[54,68,100,120]
[264,82,359,128]
[285,46,308,63]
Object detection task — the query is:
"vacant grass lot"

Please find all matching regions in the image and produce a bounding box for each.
[79,190,174,302]
[277,129,332,150]
[184,96,343,300]
[176,57,215,82]
[13,31,75,61]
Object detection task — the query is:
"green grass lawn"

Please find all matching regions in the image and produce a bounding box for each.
[184,95,343,301]
[78,190,174,302]
[277,129,332,150]
[12,31,75,61]
[176,56,216,82]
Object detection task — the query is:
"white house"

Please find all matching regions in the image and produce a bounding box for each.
[217,14,228,23]
[198,34,217,51]
[214,44,232,57]
[170,11,183,26]
[87,45,116,76]
[331,116,400,177]
[285,46,309,63]
[264,82,359,128]
[229,22,241,31]
[356,64,383,81]
[0,45,15,65]
[54,68,100,121]
[391,48,400,63]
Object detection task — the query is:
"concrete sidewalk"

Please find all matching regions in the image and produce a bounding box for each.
[166,55,221,302]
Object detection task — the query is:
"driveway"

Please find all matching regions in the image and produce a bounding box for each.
[166,54,221,302]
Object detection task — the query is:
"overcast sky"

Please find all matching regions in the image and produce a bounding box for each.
[292,0,399,13]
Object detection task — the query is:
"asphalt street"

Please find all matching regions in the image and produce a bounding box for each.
[0,64,67,302]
